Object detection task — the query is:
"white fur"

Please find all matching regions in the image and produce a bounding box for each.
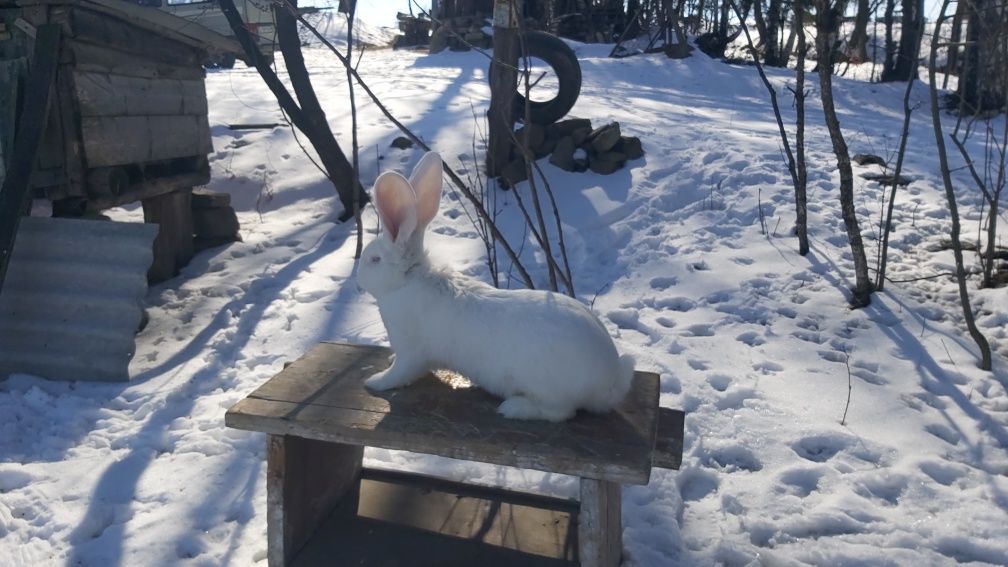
[357,152,634,421]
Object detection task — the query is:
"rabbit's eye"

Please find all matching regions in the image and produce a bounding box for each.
[370,255,381,264]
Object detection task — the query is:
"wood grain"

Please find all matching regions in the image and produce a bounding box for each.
[80,114,211,167]
[653,407,685,470]
[578,478,622,567]
[227,342,662,485]
[73,71,207,117]
[267,434,363,567]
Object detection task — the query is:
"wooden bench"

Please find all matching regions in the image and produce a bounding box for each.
[226,342,684,567]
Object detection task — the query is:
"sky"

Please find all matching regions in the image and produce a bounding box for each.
[340,0,431,27]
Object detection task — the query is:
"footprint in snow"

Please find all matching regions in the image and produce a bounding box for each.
[732,256,755,266]
[678,468,719,501]
[851,368,887,385]
[701,151,727,165]
[682,323,715,337]
[703,444,763,473]
[688,359,709,371]
[432,226,457,236]
[849,360,887,385]
[608,310,661,345]
[706,373,732,392]
[792,330,825,345]
[854,471,908,506]
[649,276,678,290]
[818,350,848,363]
[918,460,967,486]
[716,387,758,410]
[796,317,821,331]
[654,297,695,312]
[924,423,961,446]
[608,309,639,330]
[791,433,851,463]
[655,316,676,328]
[703,291,732,304]
[735,331,766,346]
[752,361,783,374]
[789,293,810,305]
[901,392,948,411]
[777,306,798,318]
[777,466,824,497]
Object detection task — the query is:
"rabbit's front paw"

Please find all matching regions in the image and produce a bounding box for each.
[364,370,397,391]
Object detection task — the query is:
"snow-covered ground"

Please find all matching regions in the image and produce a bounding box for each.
[2,36,1007,566]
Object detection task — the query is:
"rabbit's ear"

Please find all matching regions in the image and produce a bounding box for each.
[374,171,418,244]
[409,152,443,231]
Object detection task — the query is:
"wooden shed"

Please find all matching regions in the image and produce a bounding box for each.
[0,0,241,280]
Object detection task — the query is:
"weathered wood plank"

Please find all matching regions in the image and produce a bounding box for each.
[267,435,363,567]
[54,64,87,197]
[81,114,211,167]
[68,40,205,81]
[149,115,211,161]
[0,24,60,293]
[289,467,577,566]
[87,167,209,211]
[73,71,207,117]
[67,6,202,68]
[578,479,622,567]
[653,407,685,470]
[226,342,661,485]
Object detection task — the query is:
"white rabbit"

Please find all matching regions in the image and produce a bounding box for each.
[356,151,634,421]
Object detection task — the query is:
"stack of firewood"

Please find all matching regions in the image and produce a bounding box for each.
[394,12,432,48]
[499,118,644,186]
[429,13,492,52]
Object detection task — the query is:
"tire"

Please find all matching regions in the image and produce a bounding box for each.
[511,31,582,125]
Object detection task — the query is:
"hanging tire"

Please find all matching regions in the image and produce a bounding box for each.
[512,31,582,125]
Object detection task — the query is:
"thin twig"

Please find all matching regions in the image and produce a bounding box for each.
[841,346,853,426]
[277,0,535,289]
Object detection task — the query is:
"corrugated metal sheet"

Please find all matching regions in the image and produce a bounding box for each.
[0,216,158,381]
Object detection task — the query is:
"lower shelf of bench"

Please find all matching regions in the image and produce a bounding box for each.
[290,467,579,567]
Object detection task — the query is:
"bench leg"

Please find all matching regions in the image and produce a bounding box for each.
[578,478,622,567]
[266,434,363,566]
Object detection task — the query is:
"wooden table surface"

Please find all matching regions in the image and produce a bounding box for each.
[226,342,662,485]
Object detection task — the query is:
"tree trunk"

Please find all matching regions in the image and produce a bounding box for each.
[944,0,966,88]
[846,0,870,63]
[881,0,922,82]
[219,0,366,221]
[487,0,520,177]
[274,0,367,218]
[763,0,785,66]
[928,0,993,370]
[816,0,873,307]
[957,0,1006,113]
[794,0,808,256]
[752,0,769,52]
[882,0,896,77]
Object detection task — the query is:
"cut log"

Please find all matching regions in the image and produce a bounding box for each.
[142,188,194,283]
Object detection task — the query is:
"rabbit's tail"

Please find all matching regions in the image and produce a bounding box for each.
[604,354,636,408]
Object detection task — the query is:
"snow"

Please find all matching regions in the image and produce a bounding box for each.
[2,33,1008,566]
[299,10,398,48]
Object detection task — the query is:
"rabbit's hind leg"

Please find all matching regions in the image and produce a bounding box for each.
[497,396,574,422]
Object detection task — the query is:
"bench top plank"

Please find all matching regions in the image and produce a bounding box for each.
[226,342,661,485]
